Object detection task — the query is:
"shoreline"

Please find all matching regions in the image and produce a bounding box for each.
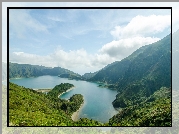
[58,86,75,98]
[71,101,84,121]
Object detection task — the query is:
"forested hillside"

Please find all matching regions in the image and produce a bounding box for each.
[89,34,171,108]
[109,87,171,126]
[9,82,171,126]
[9,82,102,126]
[83,61,119,81]
[9,62,83,80]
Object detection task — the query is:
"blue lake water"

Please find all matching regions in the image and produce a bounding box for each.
[9,75,118,123]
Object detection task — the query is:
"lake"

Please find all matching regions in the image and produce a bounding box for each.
[9,75,118,123]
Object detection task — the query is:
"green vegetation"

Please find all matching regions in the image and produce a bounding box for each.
[86,34,171,126]
[109,87,171,126]
[9,62,83,80]
[89,34,171,109]
[5,83,178,132]
[9,82,102,126]
[9,82,71,126]
[9,82,171,126]
[46,83,74,101]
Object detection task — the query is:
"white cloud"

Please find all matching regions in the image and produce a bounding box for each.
[99,36,160,58]
[110,15,171,40]
[10,48,109,75]
[13,52,24,56]
[100,15,170,60]
[10,52,51,65]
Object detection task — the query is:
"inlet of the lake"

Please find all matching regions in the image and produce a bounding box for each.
[9,75,118,123]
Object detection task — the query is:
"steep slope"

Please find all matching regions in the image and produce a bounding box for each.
[9,82,73,126]
[9,62,83,80]
[89,34,171,108]
[83,61,119,81]
[82,71,98,80]
[9,82,102,126]
[109,87,171,126]
[89,60,129,84]
[112,34,171,107]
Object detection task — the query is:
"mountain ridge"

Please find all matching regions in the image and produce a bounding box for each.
[9,62,83,80]
[88,33,171,108]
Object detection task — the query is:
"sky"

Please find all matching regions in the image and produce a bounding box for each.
[2,2,179,75]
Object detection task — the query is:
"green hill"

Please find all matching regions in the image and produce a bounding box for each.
[9,62,83,80]
[89,34,171,108]
[9,82,102,126]
[109,87,171,126]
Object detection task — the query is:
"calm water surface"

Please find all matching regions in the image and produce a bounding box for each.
[10,75,118,123]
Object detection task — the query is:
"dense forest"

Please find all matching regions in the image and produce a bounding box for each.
[89,33,171,109]
[108,87,171,126]
[9,82,102,126]
[9,62,83,80]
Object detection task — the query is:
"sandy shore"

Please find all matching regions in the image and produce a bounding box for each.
[71,102,84,121]
[58,86,75,98]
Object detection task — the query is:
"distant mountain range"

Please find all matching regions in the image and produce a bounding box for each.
[9,62,83,80]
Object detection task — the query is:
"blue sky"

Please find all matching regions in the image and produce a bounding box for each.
[7,7,172,75]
